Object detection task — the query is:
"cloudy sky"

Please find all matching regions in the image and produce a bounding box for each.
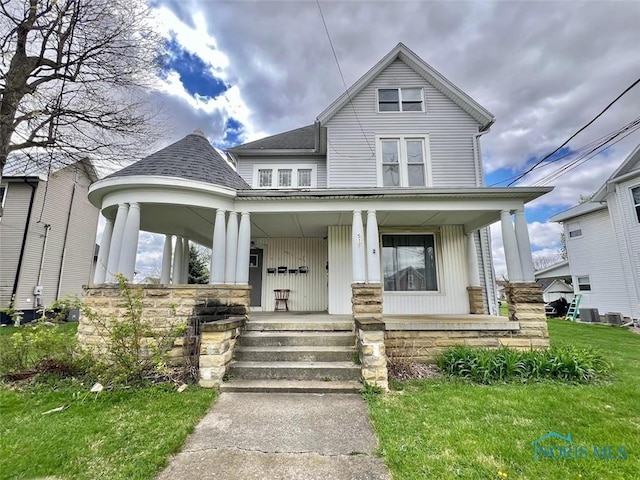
[123,0,640,279]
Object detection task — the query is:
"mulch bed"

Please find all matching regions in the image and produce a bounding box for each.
[387,361,441,381]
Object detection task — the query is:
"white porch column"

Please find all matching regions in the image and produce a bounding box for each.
[225,212,238,284]
[236,212,251,284]
[501,209,523,282]
[514,209,536,282]
[366,210,381,283]
[160,235,172,284]
[466,232,481,287]
[106,203,129,283]
[182,237,190,284]
[210,209,226,284]
[352,210,367,283]
[94,216,113,284]
[118,202,140,281]
[173,236,183,284]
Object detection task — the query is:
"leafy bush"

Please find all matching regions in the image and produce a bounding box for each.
[0,321,78,377]
[82,275,187,385]
[436,344,610,383]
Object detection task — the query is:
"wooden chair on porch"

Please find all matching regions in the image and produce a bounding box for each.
[274,289,290,311]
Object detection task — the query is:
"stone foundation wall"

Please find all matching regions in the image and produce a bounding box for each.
[199,317,244,388]
[385,329,549,362]
[352,283,383,322]
[467,286,486,314]
[79,284,251,369]
[505,282,549,344]
[355,318,388,391]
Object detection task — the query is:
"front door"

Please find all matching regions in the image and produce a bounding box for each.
[249,248,263,307]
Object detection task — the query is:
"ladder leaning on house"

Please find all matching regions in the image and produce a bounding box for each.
[565,295,582,321]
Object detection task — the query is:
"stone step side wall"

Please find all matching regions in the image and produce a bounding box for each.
[355,317,388,391]
[199,317,245,388]
[79,284,250,370]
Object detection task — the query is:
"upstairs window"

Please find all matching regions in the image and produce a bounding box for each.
[278,169,292,187]
[258,169,272,188]
[378,88,424,112]
[377,136,430,187]
[253,165,317,189]
[567,221,582,238]
[632,186,640,223]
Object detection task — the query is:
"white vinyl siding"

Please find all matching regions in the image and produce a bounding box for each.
[236,157,327,189]
[565,208,634,317]
[327,225,352,314]
[251,237,327,312]
[326,59,481,188]
[605,177,640,318]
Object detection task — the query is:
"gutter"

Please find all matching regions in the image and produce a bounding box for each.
[473,129,490,187]
[10,179,38,309]
[56,183,76,300]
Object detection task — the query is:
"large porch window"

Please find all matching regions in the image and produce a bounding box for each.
[382,234,438,291]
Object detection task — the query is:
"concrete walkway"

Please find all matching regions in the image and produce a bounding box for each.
[157,392,391,480]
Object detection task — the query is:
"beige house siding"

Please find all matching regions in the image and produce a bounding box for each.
[0,180,40,307]
[12,164,98,311]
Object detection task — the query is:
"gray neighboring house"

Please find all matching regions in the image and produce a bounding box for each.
[0,158,99,322]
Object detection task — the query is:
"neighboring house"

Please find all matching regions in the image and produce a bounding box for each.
[534,261,574,303]
[87,43,550,317]
[550,145,640,320]
[0,158,99,322]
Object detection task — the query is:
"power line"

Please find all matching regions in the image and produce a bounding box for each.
[316,0,375,157]
[489,116,640,186]
[507,76,640,186]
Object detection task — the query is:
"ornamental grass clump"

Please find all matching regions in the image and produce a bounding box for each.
[436,344,610,383]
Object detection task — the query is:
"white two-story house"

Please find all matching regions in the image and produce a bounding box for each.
[87,43,550,319]
[550,144,640,320]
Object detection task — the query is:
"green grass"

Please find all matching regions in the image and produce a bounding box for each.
[0,322,78,337]
[367,320,640,479]
[0,382,216,479]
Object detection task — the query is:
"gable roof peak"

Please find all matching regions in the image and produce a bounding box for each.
[316,42,494,130]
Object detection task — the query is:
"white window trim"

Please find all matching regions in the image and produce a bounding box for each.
[576,275,591,292]
[631,185,640,223]
[567,221,582,239]
[381,231,441,294]
[377,87,425,113]
[375,135,432,187]
[0,183,6,208]
[252,164,317,189]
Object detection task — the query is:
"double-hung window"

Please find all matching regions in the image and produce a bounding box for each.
[577,276,591,292]
[382,234,438,292]
[632,186,640,223]
[378,88,424,112]
[378,136,430,187]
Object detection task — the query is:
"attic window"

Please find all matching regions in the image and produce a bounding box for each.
[378,88,424,112]
[632,186,640,222]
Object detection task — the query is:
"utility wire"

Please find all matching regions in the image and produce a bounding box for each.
[490,116,640,186]
[507,76,640,186]
[316,0,376,157]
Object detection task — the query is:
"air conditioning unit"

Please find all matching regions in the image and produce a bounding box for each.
[605,312,623,325]
[579,308,600,323]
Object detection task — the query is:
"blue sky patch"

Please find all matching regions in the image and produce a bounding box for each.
[161,38,228,99]
[223,117,245,147]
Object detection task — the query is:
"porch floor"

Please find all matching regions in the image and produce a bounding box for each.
[248,312,519,331]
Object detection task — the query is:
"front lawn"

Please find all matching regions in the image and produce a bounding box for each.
[367,320,640,479]
[0,322,216,479]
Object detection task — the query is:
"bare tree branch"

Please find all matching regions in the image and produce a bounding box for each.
[0,0,164,190]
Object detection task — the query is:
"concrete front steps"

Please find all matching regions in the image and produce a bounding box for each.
[221,316,362,394]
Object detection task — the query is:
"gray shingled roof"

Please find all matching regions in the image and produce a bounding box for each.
[107,131,250,190]
[229,124,316,151]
